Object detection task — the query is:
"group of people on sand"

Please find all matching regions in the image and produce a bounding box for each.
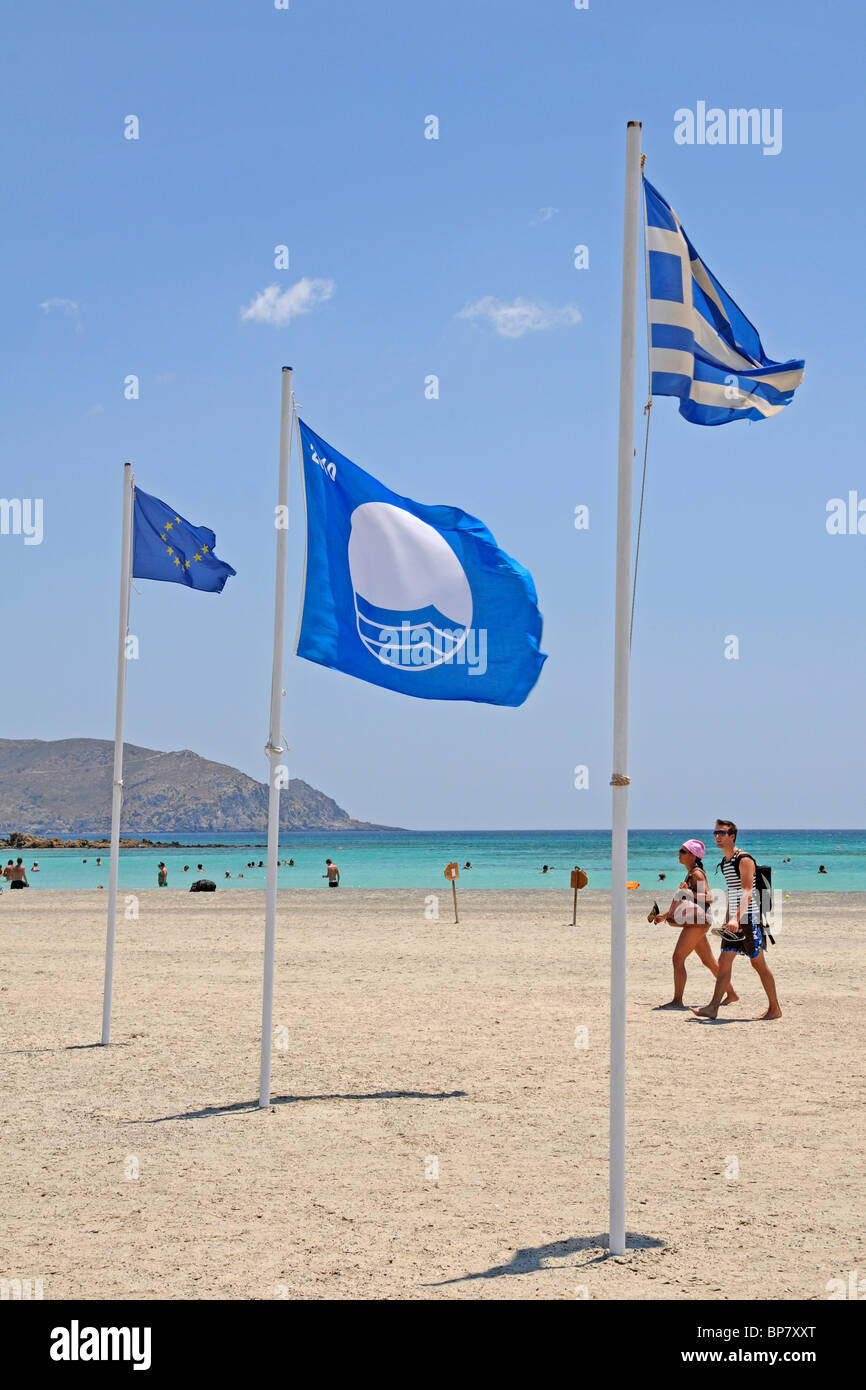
[650,818,781,1021]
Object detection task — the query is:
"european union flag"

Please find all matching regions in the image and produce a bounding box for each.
[296,420,546,706]
[132,488,236,593]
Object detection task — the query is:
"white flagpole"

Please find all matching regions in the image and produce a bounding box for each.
[101,461,135,1045]
[609,120,641,1254]
[259,365,293,1108]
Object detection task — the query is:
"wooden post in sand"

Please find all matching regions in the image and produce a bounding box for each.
[444,862,459,922]
[570,866,588,926]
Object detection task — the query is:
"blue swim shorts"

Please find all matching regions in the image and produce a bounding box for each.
[721,923,764,959]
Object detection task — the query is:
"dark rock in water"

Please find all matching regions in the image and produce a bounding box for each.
[0,737,399,837]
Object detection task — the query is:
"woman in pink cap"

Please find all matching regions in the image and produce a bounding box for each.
[650,839,737,1010]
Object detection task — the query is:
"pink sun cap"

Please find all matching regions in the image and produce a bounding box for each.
[680,839,705,858]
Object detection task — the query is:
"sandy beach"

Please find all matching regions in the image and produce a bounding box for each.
[2,888,863,1301]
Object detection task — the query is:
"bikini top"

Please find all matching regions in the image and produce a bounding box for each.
[685,868,710,902]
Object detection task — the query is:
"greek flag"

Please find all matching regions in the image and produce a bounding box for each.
[644,178,804,425]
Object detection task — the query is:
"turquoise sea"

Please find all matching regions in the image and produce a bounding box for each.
[5,829,865,892]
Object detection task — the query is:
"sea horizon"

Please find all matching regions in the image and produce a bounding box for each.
[7,827,864,893]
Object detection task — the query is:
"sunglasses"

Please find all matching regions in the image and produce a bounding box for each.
[713,828,733,836]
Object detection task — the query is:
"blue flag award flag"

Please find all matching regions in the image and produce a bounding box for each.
[132,487,236,592]
[644,177,805,425]
[296,420,546,706]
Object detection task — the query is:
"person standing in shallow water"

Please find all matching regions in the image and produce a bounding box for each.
[157,862,168,887]
[8,858,29,889]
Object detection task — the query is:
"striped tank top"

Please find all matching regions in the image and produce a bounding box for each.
[721,853,760,926]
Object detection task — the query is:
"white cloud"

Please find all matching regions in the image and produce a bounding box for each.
[39,298,82,332]
[530,206,559,225]
[458,296,581,339]
[240,276,335,326]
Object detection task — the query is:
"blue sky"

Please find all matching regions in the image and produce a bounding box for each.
[1,0,864,829]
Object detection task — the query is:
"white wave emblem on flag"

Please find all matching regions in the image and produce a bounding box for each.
[347,502,472,670]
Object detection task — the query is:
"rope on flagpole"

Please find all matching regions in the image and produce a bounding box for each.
[629,400,652,649]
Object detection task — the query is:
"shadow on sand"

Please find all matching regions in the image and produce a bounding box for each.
[423,1232,665,1286]
[1,1042,133,1055]
[130,1088,467,1124]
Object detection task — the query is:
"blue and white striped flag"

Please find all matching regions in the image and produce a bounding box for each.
[644,178,804,426]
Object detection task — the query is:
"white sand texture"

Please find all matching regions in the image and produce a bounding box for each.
[1,888,863,1300]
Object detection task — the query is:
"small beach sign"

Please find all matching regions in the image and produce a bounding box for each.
[444,861,459,922]
[570,866,588,925]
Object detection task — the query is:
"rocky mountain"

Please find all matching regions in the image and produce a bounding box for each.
[0,738,393,836]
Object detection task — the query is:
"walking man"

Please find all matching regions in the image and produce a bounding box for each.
[692,819,781,1020]
[323,858,340,888]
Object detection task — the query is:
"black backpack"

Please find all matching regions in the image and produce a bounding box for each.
[717,851,775,946]
[189,878,216,893]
